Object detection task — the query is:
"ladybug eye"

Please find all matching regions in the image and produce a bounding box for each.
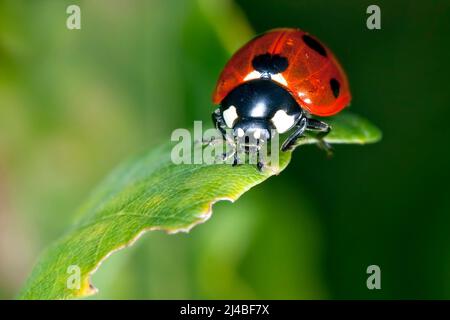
[222,105,238,128]
[271,110,295,134]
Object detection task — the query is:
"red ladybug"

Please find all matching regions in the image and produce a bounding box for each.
[212,28,351,169]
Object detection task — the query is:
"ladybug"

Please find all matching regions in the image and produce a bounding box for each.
[211,28,351,170]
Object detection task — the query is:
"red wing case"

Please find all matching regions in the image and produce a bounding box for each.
[213,28,351,117]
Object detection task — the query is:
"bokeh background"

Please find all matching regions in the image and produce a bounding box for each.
[1,0,449,299]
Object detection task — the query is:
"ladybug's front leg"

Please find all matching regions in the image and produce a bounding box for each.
[212,108,234,145]
[305,118,333,156]
[281,117,307,152]
[281,117,332,154]
[211,108,239,163]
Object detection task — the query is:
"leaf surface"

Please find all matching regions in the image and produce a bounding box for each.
[19,112,381,299]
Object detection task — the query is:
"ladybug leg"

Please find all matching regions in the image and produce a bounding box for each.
[215,142,237,164]
[256,149,265,172]
[232,152,240,166]
[219,149,235,162]
[305,118,330,132]
[212,108,235,145]
[210,108,243,164]
[305,118,333,156]
[242,140,265,170]
[231,136,243,166]
[281,117,307,151]
[254,138,265,171]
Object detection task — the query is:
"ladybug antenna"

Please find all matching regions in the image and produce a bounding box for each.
[252,54,288,75]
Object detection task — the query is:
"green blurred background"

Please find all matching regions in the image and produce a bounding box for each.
[0,0,449,299]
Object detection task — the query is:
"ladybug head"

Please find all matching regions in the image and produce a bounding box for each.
[220,79,302,144]
[232,118,272,142]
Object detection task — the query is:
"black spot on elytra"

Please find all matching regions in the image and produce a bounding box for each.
[302,35,327,57]
[330,78,340,98]
[252,54,288,75]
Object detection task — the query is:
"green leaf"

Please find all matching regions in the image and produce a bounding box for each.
[19,112,381,300]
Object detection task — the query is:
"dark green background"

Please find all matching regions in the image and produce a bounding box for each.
[237,0,450,298]
[0,0,449,299]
